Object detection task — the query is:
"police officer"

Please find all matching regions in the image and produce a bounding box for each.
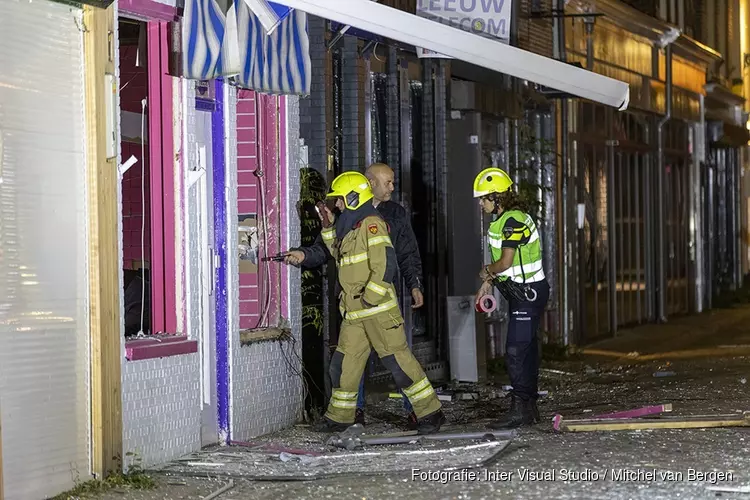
[309,171,445,434]
[473,167,550,429]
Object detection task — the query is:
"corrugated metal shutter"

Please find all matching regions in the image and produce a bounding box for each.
[0,1,90,499]
[518,0,554,57]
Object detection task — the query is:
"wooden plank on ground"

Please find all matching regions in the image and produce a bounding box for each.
[582,346,750,362]
[83,4,123,478]
[593,403,673,419]
[556,413,750,432]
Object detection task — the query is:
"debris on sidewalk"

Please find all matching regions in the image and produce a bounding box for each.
[705,485,750,494]
[653,371,676,377]
[540,368,575,377]
[326,423,516,451]
[203,479,235,500]
[501,386,549,397]
[434,382,501,401]
[150,438,513,480]
[592,404,673,420]
[553,411,750,432]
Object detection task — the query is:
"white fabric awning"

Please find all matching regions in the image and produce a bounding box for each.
[274,0,630,110]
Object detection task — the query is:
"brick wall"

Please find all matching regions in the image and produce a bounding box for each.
[121,354,201,468]
[299,15,328,176]
[120,45,151,270]
[342,35,360,171]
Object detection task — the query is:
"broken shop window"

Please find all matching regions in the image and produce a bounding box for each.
[238,214,259,273]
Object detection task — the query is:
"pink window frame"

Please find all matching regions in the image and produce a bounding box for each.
[122,13,187,359]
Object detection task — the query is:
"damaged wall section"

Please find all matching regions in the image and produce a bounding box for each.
[230,87,305,440]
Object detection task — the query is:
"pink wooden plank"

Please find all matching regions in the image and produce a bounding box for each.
[239,315,257,330]
[237,102,256,115]
[237,157,258,173]
[239,300,260,316]
[593,404,673,420]
[119,0,178,21]
[240,273,259,287]
[237,114,256,128]
[238,200,258,215]
[238,143,257,158]
[238,88,255,100]
[147,22,165,334]
[237,172,257,186]
[125,336,198,361]
[237,186,258,202]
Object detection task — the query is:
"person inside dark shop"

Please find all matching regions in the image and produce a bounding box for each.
[282,163,425,429]
[473,167,550,429]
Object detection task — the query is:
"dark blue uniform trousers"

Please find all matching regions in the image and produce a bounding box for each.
[505,280,550,401]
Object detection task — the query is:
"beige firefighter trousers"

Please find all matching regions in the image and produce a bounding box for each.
[325,309,442,424]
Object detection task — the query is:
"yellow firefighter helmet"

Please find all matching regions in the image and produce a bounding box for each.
[326,171,374,210]
[473,167,513,198]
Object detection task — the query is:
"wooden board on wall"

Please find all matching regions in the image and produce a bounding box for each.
[83,4,123,478]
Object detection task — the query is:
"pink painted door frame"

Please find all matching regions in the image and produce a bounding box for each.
[119,0,178,22]
[146,21,177,334]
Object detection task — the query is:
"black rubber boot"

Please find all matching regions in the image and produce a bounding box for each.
[311,417,351,433]
[529,399,541,424]
[406,411,419,430]
[355,408,366,426]
[488,396,535,429]
[416,409,446,435]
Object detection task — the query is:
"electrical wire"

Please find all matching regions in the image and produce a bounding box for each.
[276,332,326,420]
[256,171,271,328]
[372,42,385,62]
[255,97,273,329]
[138,97,147,336]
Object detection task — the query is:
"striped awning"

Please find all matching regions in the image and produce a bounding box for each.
[182,0,311,95]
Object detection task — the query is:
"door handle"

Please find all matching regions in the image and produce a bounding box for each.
[208,246,216,296]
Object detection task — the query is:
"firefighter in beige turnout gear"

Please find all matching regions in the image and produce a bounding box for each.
[313,171,445,434]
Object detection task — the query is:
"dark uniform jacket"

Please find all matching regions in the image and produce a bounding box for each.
[300,200,423,292]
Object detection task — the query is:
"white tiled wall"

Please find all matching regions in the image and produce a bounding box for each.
[229,95,305,440]
[121,354,201,468]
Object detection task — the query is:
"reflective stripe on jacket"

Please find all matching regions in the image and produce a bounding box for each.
[322,215,402,320]
[488,209,545,283]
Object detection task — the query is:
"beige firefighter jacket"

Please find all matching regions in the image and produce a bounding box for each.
[321,215,402,321]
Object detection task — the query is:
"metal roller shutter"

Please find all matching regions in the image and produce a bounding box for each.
[0,1,90,498]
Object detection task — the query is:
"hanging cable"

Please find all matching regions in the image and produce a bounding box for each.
[255,96,273,329]
[138,97,147,336]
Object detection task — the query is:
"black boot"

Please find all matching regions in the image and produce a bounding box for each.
[355,408,366,426]
[416,410,446,435]
[529,398,541,424]
[311,417,351,433]
[406,411,419,430]
[488,395,535,429]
